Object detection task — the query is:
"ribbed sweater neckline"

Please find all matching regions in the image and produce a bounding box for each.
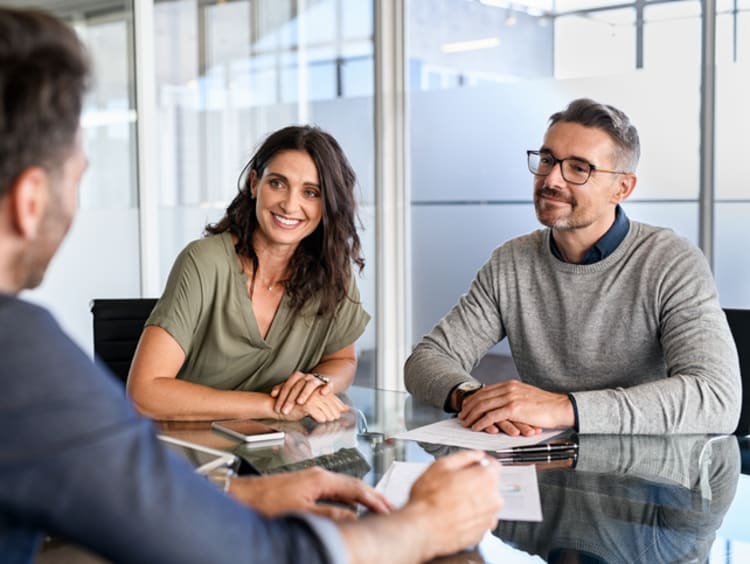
[543,221,640,274]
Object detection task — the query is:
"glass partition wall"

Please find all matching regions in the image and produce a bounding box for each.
[8,0,377,387]
[6,0,141,350]
[151,0,377,385]
[715,0,750,308]
[406,0,750,369]
[3,0,750,392]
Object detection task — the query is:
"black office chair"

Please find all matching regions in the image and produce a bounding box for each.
[723,308,750,436]
[90,298,158,384]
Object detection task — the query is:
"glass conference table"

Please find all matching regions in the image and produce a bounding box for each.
[158,385,750,564]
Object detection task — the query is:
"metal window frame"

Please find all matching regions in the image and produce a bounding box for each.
[374,0,410,391]
[133,0,160,296]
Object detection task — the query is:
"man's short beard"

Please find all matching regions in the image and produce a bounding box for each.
[534,199,591,231]
[545,218,577,230]
[535,210,575,231]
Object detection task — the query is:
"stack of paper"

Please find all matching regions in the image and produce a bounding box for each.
[393,418,565,452]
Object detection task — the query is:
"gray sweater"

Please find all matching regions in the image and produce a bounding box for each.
[404,221,741,434]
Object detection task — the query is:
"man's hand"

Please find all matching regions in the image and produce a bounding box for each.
[271,371,333,415]
[403,450,503,560]
[458,380,574,436]
[337,451,502,563]
[228,466,393,520]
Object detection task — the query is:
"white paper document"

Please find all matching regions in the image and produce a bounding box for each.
[393,417,566,451]
[375,460,542,522]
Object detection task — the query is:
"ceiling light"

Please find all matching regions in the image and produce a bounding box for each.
[441,37,501,53]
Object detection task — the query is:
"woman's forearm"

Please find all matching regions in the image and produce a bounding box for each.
[129,377,277,421]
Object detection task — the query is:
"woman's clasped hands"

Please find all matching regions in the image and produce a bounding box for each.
[270,370,349,422]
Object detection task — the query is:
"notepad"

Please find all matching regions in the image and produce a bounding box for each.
[375,460,542,521]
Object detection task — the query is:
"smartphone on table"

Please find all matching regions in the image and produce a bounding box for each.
[211,419,286,443]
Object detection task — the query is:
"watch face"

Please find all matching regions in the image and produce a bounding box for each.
[458,381,482,393]
[455,381,483,412]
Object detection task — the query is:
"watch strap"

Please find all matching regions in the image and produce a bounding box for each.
[456,385,482,412]
[445,382,463,413]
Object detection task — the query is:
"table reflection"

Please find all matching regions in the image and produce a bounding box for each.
[158,387,748,563]
[492,435,740,564]
[235,412,370,477]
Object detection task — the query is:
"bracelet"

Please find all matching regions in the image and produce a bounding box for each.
[312,372,331,384]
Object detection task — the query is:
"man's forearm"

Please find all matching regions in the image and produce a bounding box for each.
[572,373,740,434]
[404,345,471,410]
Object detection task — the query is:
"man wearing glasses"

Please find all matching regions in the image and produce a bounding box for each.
[405,98,740,436]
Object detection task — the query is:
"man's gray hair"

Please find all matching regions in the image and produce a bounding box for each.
[548,98,640,171]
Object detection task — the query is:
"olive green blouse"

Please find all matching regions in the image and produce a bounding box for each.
[147,232,370,392]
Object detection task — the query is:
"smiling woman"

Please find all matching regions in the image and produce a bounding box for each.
[247,149,324,276]
[126,126,370,422]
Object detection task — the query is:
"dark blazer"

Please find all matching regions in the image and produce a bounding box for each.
[0,296,337,564]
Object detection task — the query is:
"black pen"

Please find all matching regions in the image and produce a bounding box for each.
[495,451,577,464]
[494,442,578,455]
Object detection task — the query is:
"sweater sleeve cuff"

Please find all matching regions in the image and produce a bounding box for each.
[568,393,580,432]
[444,383,463,413]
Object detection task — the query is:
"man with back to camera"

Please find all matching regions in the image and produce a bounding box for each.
[0,7,503,564]
[405,98,741,436]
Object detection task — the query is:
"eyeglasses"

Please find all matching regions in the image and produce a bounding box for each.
[527,150,630,186]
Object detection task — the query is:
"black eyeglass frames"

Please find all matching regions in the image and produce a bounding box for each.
[527,150,630,185]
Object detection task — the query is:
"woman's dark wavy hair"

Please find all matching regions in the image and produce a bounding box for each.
[206,125,364,317]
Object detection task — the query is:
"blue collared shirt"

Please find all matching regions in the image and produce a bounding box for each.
[550,205,630,264]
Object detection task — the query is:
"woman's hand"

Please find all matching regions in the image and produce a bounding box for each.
[271,370,333,415]
[270,345,358,416]
[274,387,350,423]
